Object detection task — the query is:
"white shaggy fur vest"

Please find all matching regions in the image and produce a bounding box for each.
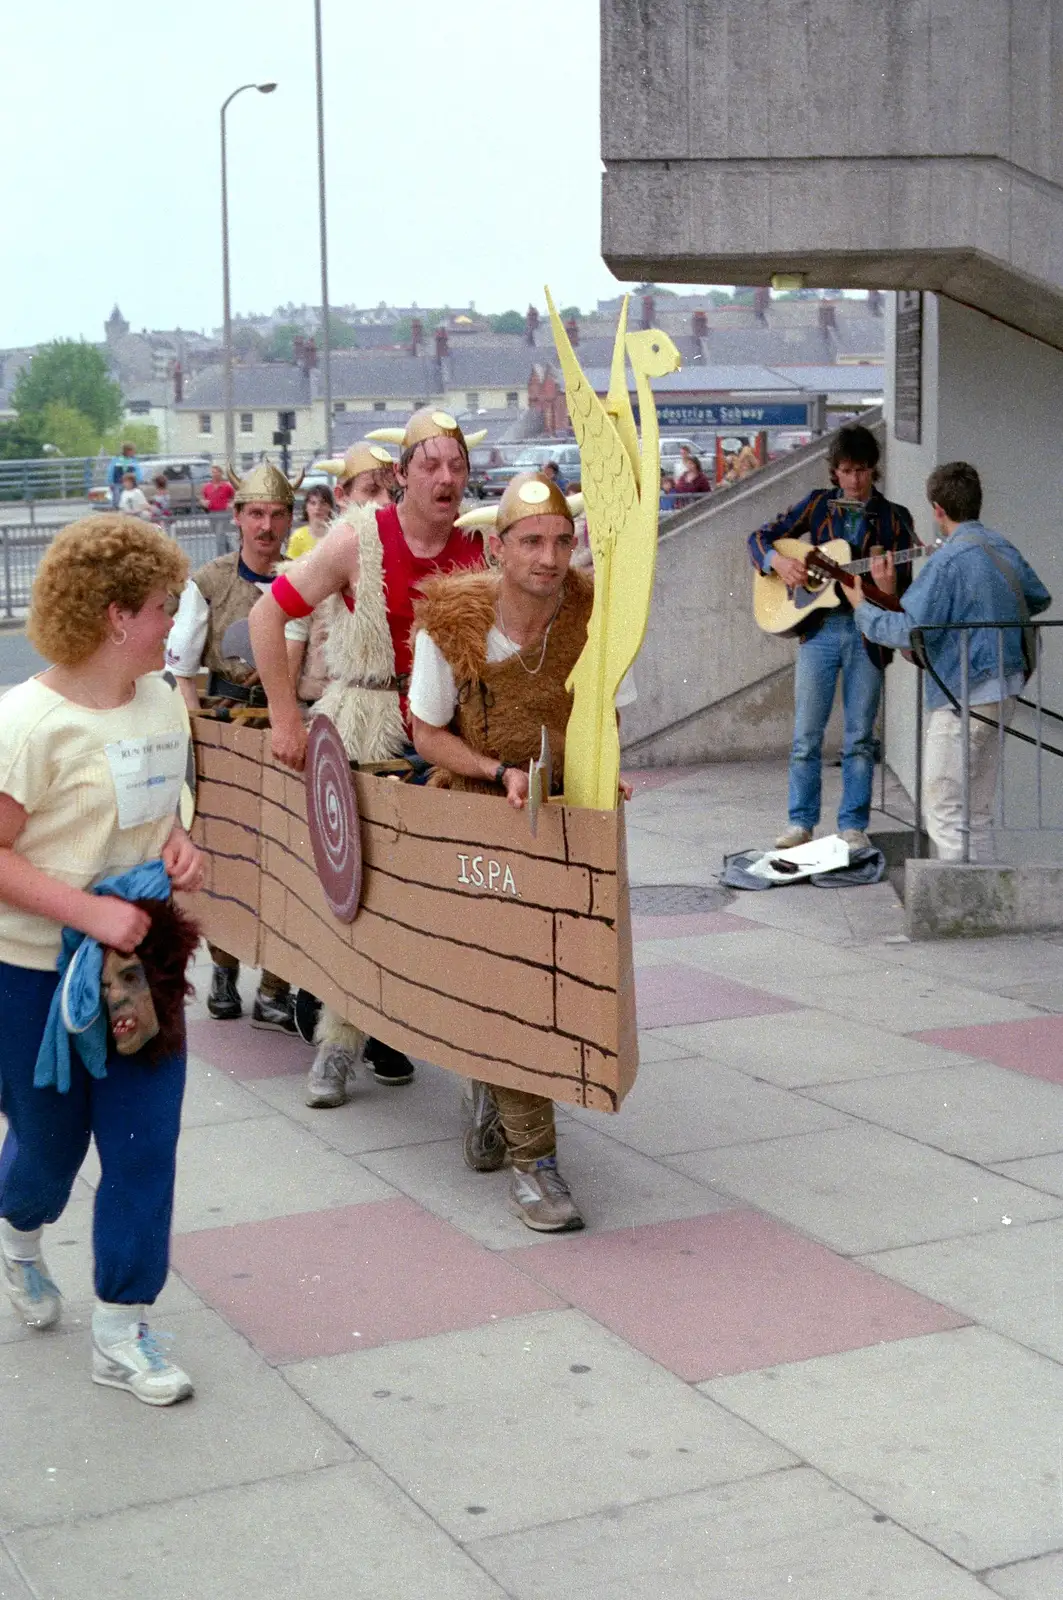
[311,502,407,762]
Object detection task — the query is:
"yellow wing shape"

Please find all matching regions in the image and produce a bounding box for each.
[546,287,643,809]
[603,297,640,489]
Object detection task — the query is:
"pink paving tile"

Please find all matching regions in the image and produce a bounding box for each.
[632,910,760,940]
[503,1211,969,1381]
[186,1016,312,1080]
[171,1199,563,1362]
[623,767,694,794]
[635,963,799,1028]
[915,1014,1063,1084]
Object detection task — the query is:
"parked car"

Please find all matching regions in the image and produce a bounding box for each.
[482,443,582,497]
[89,457,215,515]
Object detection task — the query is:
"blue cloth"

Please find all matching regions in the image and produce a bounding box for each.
[854,521,1052,711]
[33,860,171,1094]
[789,611,883,832]
[0,960,185,1304]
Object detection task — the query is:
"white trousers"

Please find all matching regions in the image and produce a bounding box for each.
[923,700,1014,862]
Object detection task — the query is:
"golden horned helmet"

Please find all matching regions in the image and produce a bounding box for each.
[366,406,488,457]
[312,440,396,482]
[227,459,304,508]
[456,471,583,535]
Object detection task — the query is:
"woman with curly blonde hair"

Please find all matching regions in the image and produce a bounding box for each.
[0,514,205,1407]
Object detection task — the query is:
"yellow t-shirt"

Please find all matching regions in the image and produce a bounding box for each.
[285,525,320,561]
[0,673,190,970]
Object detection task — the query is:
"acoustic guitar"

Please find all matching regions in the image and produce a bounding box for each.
[753,537,923,636]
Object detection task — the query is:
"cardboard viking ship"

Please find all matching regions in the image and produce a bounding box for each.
[184,295,682,1111]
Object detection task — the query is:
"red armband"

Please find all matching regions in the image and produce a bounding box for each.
[271,572,313,619]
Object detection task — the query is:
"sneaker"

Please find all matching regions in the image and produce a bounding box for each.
[840,828,871,850]
[363,1037,415,1086]
[305,1041,358,1108]
[461,1080,507,1172]
[92,1320,193,1407]
[293,989,323,1045]
[507,1157,585,1233]
[775,824,813,849]
[1,1252,61,1330]
[207,965,242,1020]
[250,987,297,1033]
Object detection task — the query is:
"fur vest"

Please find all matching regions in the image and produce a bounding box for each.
[310,502,407,763]
[193,553,266,683]
[413,568,593,794]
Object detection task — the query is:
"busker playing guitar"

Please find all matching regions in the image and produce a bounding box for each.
[748,425,916,850]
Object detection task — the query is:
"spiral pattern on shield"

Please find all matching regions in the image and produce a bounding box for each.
[305,716,362,922]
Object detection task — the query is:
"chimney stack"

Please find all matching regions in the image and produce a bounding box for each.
[817,300,837,335]
[564,315,579,347]
[691,309,708,341]
[435,324,449,359]
[641,294,655,330]
[525,305,540,346]
[410,317,423,356]
[753,286,770,323]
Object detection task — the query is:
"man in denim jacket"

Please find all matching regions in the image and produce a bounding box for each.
[852,461,1051,861]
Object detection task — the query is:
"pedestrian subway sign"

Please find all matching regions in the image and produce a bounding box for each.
[654,403,811,428]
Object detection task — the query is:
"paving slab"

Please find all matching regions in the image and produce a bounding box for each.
[284,1309,794,1540]
[0,1309,352,1533]
[805,1061,1063,1163]
[650,1009,979,1087]
[8,1461,507,1600]
[185,1016,313,1080]
[641,925,876,982]
[631,910,759,938]
[914,1014,1063,1085]
[360,1123,733,1250]
[738,964,1041,1031]
[668,1124,1063,1254]
[469,1465,993,1600]
[566,1055,851,1155]
[180,1053,278,1128]
[505,1211,966,1380]
[985,1552,1063,1598]
[871,933,1063,990]
[171,1114,395,1233]
[242,1057,465,1155]
[703,1327,1063,1571]
[0,1548,33,1600]
[992,1152,1063,1197]
[172,1198,563,1362]
[635,964,800,1029]
[857,1216,1063,1362]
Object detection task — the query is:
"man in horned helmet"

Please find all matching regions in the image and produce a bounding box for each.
[167,458,302,1032]
[248,407,488,1105]
[409,471,635,1233]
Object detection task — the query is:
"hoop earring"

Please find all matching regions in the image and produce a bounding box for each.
[111,627,128,647]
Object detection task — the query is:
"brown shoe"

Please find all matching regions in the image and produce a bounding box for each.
[774,824,813,849]
[507,1158,584,1233]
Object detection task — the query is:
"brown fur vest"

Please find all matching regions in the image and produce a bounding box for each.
[413,568,593,794]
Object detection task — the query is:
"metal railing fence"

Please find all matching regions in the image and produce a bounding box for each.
[877,619,1063,863]
[0,514,235,619]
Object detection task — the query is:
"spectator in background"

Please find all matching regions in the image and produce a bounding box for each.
[117,473,152,520]
[108,443,139,509]
[200,464,235,516]
[148,474,172,526]
[851,461,1051,862]
[542,461,563,489]
[286,485,335,561]
[677,455,711,495]
[678,445,693,479]
[659,473,678,512]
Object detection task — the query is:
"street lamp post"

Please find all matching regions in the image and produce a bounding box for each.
[313,0,333,457]
[220,81,277,465]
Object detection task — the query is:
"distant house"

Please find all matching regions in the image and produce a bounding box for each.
[172,364,315,466]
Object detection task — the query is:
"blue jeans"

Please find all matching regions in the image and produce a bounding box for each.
[0,962,186,1305]
[788,612,882,832]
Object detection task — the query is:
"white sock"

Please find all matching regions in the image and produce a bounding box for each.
[92,1300,143,1346]
[0,1219,43,1265]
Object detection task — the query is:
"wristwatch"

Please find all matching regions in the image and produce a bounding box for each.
[493,762,508,786]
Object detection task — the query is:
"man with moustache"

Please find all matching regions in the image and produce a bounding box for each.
[166,460,301,1032]
[249,408,487,1106]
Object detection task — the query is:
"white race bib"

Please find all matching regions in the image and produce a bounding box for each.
[105,731,187,830]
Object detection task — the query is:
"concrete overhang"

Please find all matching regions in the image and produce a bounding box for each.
[603,156,1063,352]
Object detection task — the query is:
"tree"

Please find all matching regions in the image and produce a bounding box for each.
[0,417,44,461]
[326,314,359,350]
[102,421,160,456]
[559,305,581,322]
[491,310,525,335]
[262,323,302,363]
[12,340,122,435]
[38,403,100,458]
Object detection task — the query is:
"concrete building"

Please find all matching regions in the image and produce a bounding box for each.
[601,0,1063,862]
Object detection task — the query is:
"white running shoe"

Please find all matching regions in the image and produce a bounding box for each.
[92,1320,194,1406]
[508,1157,585,1233]
[305,1042,358,1108]
[775,824,813,849]
[1,1252,61,1329]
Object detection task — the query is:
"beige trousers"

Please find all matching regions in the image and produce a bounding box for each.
[923,700,1015,862]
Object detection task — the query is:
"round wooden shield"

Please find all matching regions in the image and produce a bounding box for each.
[305,716,362,921]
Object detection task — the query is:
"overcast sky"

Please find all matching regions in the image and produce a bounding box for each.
[1,0,704,349]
